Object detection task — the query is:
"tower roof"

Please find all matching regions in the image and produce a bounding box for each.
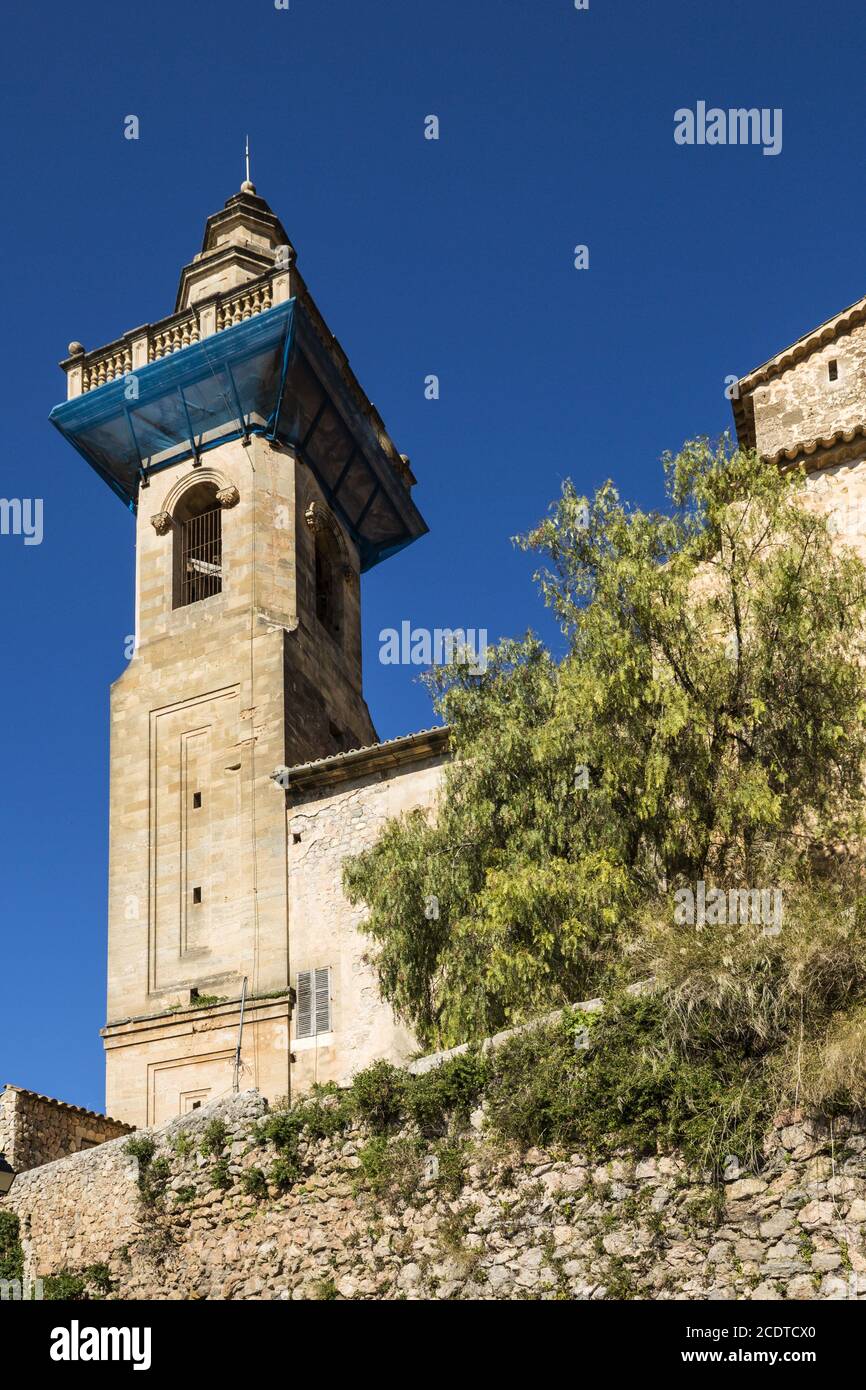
[732,289,866,454]
[174,183,295,313]
[50,184,427,571]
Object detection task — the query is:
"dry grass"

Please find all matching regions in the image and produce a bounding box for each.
[633,874,866,1116]
[795,1005,866,1115]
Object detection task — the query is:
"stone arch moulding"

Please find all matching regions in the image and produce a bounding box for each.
[304,500,357,588]
[151,468,240,534]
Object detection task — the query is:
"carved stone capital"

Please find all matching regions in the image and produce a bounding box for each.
[304,501,327,535]
[150,510,172,535]
[216,485,240,510]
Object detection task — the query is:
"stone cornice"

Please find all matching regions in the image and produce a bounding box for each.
[101,991,293,1039]
[765,423,866,472]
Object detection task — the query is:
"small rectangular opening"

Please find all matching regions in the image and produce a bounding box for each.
[193,791,202,809]
[292,832,302,845]
[829,359,839,382]
[192,886,202,905]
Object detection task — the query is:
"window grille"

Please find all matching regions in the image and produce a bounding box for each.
[180,504,222,607]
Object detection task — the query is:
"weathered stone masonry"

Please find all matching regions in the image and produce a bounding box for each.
[5,1089,866,1301]
[285,729,448,1094]
[0,1086,132,1175]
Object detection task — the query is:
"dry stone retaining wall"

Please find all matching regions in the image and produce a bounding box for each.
[4,1090,866,1300]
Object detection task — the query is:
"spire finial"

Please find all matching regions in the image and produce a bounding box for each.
[241,136,256,195]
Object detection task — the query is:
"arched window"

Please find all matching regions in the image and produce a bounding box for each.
[314,528,342,639]
[173,482,222,609]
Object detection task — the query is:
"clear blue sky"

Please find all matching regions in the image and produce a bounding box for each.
[1,0,863,1113]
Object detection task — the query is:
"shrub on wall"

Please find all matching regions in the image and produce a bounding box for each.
[0,1209,23,1283]
[344,437,866,1154]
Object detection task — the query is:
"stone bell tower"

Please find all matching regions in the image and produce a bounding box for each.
[51,180,427,1127]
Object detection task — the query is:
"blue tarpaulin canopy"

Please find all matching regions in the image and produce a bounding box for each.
[49,298,427,572]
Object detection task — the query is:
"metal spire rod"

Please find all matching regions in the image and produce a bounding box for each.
[245,135,250,186]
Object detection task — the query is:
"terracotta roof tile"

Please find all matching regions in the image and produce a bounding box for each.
[2,1084,133,1130]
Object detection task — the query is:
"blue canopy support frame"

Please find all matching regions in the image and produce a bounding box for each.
[49,299,427,571]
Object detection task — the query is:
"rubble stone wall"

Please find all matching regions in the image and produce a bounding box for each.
[4,1089,866,1301]
[0,1086,132,1174]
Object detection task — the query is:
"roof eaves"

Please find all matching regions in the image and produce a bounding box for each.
[2,1084,133,1130]
[281,726,450,790]
[737,291,866,396]
[763,421,866,470]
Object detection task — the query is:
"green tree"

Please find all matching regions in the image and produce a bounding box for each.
[344,438,866,1049]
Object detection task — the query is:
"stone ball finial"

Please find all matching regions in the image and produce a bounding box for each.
[68,341,85,357]
[240,180,257,195]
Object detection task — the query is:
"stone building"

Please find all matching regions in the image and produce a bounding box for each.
[0,1085,131,1174]
[44,177,866,1135]
[50,182,449,1128]
[733,291,866,556]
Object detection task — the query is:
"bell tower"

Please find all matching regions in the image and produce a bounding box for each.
[51,181,427,1127]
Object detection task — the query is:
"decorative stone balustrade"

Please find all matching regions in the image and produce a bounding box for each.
[70,275,281,398]
[149,314,200,360]
[82,346,133,392]
[216,282,273,330]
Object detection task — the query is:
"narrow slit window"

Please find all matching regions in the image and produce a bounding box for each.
[192,886,202,905]
[314,532,342,639]
[829,359,839,382]
[193,792,202,809]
